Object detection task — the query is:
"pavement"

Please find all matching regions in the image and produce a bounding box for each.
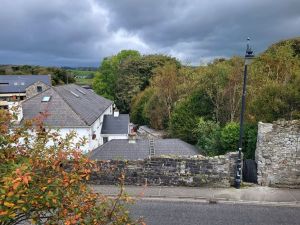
[90,184,300,207]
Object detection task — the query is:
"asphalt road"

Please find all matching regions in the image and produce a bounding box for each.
[130,200,300,225]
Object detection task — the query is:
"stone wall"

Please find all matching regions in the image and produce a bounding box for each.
[256,120,300,188]
[25,81,50,98]
[90,152,239,188]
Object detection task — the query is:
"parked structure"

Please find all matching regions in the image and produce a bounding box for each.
[21,84,129,152]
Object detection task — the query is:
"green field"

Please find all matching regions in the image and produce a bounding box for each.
[75,78,94,86]
[67,70,96,78]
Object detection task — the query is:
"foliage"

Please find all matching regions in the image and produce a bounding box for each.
[220,122,239,154]
[247,38,300,122]
[93,50,141,101]
[169,89,214,144]
[194,118,221,156]
[131,88,154,125]
[0,65,75,85]
[243,123,258,160]
[0,110,137,225]
[93,51,181,113]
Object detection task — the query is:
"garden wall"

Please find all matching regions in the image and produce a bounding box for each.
[90,152,239,188]
[256,120,300,188]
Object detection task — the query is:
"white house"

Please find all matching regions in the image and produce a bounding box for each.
[21,84,129,152]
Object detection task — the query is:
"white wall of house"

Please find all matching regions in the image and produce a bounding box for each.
[101,134,128,143]
[89,105,113,149]
[58,127,91,153]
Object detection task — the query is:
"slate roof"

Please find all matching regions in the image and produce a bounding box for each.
[89,139,199,160]
[101,114,129,134]
[22,84,112,127]
[0,75,51,93]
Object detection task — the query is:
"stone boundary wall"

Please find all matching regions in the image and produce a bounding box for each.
[89,152,239,188]
[256,120,300,188]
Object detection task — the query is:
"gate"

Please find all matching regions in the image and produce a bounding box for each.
[242,159,257,183]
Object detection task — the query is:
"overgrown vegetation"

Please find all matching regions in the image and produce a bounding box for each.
[0,65,75,85]
[93,38,300,159]
[0,110,137,224]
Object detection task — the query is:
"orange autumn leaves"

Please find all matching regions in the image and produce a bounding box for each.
[0,109,139,225]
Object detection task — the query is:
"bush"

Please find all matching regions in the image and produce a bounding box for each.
[0,110,135,224]
[220,122,258,159]
[194,118,221,156]
[220,122,239,154]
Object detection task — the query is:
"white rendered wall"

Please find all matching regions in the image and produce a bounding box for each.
[89,104,113,149]
[58,127,91,153]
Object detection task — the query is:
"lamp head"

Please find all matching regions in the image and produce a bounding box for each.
[245,37,255,65]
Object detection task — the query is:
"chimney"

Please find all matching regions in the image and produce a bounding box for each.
[114,109,119,117]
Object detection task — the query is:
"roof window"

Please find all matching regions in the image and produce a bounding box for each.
[76,88,86,95]
[42,96,51,102]
[70,91,79,98]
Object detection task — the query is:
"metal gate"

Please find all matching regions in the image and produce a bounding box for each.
[242,159,257,183]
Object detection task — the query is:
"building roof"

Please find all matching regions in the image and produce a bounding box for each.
[22,84,112,127]
[101,114,129,134]
[0,75,51,93]
[89,139,199,160]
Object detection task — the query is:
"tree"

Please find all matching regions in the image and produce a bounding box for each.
[194,118,221,156]
[220,122,239,154]
[131,87,154,125]
[0,110,136,225]
[247,39,300,122]
[93,50,141,100]
[151,63,181,120]
[169,89,214,144]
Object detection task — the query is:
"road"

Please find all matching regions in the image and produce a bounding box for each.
[130,200,300,225]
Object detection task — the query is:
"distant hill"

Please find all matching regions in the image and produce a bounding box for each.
[0,65,75,85]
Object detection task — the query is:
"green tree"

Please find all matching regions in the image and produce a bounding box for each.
[169,89,214,144]
[131,87,154,125]
[194,118,221,156]
[220,122,239,154]
[93,50,141,100]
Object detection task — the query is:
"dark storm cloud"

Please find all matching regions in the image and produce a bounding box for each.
[0,0,299,66]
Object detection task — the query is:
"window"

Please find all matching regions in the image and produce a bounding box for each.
[42,96,51,102]
[103,137,108,143]
[92,134,96,140]
[37,86,42,92]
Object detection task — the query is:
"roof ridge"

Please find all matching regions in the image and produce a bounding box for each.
[53,86,88,125]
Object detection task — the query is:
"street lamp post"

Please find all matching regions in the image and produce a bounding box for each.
[235,38,255,189]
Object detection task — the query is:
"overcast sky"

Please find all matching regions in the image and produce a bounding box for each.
[0,0,299,67]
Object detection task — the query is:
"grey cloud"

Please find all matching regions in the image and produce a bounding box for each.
[0,0,299,66]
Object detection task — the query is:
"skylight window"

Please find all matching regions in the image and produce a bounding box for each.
[76,88,86,95]
[70,91,79,98]
[42,96,51,102]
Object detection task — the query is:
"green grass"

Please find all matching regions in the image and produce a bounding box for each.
[75,78,94,86]
[67,70,96,78]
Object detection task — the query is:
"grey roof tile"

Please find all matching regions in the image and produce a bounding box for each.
[54,84,112,125]
[22,84,112,127]
[0,75,51,93]
[101,114,129,134]
[89,139,199,160]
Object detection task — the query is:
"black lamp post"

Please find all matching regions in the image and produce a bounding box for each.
[235,38,255,189]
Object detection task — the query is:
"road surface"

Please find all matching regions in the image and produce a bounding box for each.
[130,199,300,225]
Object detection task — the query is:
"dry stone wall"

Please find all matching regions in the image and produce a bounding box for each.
[90,152,239,188]
[256,120,300,188]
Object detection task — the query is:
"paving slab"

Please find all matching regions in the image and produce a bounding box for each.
[89,185,300,206]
